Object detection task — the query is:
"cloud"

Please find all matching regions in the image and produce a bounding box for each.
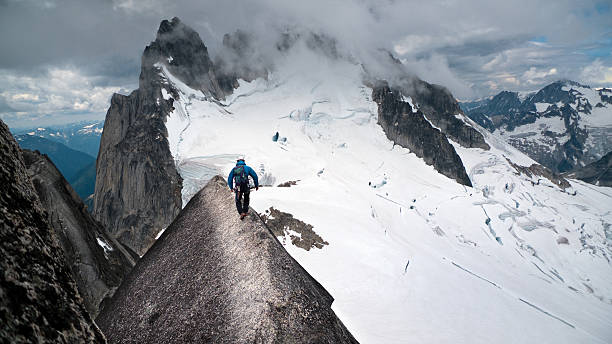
[1,0,611,128]
[401,54,475,99]
[484,80,498,91]
[11,93,40,102]
[0,66,125,128]
[522,67,558,85]
[0,95,16,113]
[580,59,612,85]
[111,0,167,15]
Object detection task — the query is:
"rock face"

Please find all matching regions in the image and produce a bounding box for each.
[0,120,106,343]
[505,158,571,190]
[93,86,181,255]
[565,150,612,187]
[461,80,612,173]
[97,176,358,344]
[143,17,228,99]
[372,84,473,186]
[23,149,135,318]
[404,78,490,150]
[93,19,202,256]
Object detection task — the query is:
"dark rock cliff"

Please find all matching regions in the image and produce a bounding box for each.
[93,19,200,256]
[93,84,181,256]
[372,84,473,186]
[367,51,489,151]
[404,78,490,150]
[23,149,135,318]
[565,150,612,187]
[0,120,106,343]
[97,176,358,343]
[142,17,227,99]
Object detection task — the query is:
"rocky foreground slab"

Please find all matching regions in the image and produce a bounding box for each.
[97,175,358,343]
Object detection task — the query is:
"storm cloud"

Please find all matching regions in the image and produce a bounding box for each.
[1,0,610,127]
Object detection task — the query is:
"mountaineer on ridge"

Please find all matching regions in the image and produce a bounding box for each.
[227,156,259,219]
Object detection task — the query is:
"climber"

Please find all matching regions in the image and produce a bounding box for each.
[227,157,259,220]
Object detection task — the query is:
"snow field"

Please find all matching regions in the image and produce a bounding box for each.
[161,54,612,343]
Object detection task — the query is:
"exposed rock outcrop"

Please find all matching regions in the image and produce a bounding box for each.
[97,176,357,343]
[402,78,490,150]
[261,207,329,251]
[143,17,230,99]
[367,51,489,151]
[93,17,260,256]
[0,120,106,343]
[372,84,473,186]
[23,149,135,318]
[565,150,612,187]
[505,158,571,189]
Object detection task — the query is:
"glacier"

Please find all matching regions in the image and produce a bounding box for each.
[159,47,612,343]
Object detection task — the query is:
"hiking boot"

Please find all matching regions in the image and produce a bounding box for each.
[240,213,247,220]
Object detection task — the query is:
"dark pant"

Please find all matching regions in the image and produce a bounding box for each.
[235,184,250,214]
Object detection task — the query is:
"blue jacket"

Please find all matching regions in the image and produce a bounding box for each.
[227,160,259,190]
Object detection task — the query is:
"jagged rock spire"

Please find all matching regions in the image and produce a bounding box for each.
[141,17,225,99]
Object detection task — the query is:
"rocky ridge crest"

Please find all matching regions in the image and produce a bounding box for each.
[97,176,358,343]
[24,149,135,318]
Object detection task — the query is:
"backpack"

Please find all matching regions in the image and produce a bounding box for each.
[233,165,249,187]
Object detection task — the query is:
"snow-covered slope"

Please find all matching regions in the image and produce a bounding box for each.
[159,49,612,343]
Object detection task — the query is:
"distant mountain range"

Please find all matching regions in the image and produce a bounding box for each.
[566,150,612,187]
[461,80,612,173]
[12,120,104,157]
[15,135,96,203]
[12,120,103,205]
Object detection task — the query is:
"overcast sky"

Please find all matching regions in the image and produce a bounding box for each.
[1,0,611,128]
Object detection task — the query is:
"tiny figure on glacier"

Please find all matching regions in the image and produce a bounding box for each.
[227,156,259,220]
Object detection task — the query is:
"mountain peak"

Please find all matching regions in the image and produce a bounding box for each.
[141,17,226,99]
[553,79,589,89]
[155,17,195,46]
[462,76,611,173]
[157,17,182,35]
